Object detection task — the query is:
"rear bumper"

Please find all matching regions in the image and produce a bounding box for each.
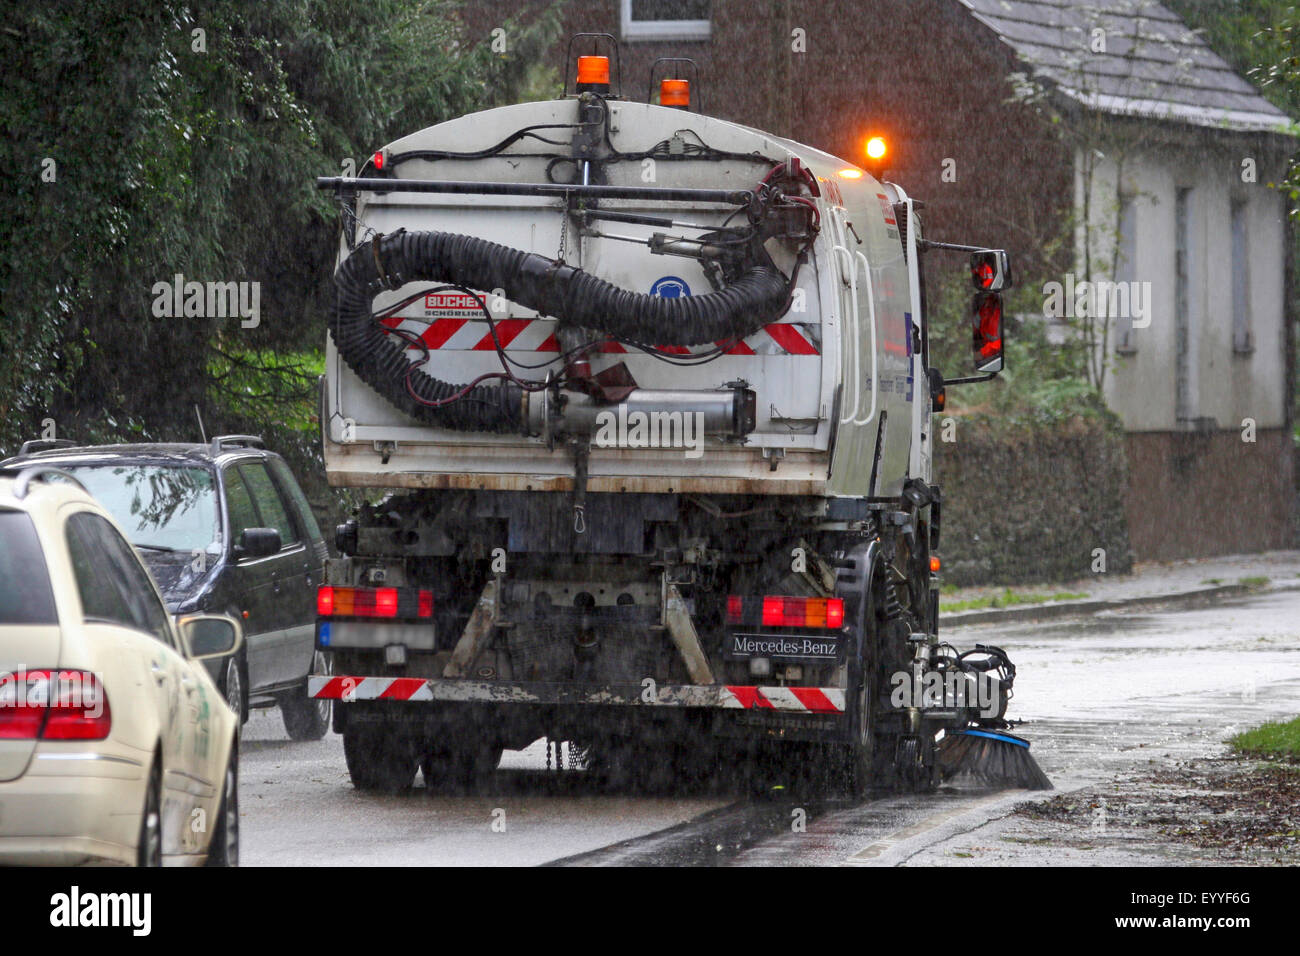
[0,767,146,866]
[309,675,845,714]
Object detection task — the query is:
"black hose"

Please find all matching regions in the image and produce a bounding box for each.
[331,229,791,431]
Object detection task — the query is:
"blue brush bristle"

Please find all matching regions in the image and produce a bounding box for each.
[956,729,1030,749]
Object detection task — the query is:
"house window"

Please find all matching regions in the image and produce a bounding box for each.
[1231,198,1253,354]
[1114,193,1138,353]
[621,0,711,42]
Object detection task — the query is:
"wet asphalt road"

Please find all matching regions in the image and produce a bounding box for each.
[239,587,1300,866]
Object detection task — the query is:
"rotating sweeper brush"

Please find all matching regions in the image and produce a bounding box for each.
[934,644,1052,790]
[937,729,1053,791]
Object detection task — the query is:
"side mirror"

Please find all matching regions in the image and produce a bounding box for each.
[176,614,243,661]
[970,249,1013,292]
[234,527,280,560]
[972,292,1004,374]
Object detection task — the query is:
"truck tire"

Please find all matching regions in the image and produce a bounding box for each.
[421,744,503,794]
[842,675,874,798]
[831,540,880,798]
[343,723,417,792]
[871,732,938,793]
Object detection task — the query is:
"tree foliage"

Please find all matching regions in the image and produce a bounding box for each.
[1166,0,1300,206]
[0,0,563,455]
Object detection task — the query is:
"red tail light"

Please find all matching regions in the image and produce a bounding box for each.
[0,686,43,738]
[726,594,743,624]
[317,586,433,620]
[0,670,111,740]
[728,595,845,629]
[374,588,398,618]
[825,599,845,628]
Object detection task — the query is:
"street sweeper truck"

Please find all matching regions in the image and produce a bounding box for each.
[308,40,1050,794]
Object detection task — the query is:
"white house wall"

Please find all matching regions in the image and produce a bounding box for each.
[1079,143,1288,432]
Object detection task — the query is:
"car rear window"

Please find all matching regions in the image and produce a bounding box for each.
[0,510,58,625]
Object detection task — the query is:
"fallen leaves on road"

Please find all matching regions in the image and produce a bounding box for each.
[1016,757,1300,863]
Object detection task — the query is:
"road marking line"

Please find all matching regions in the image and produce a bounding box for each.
[844,791,1031,865]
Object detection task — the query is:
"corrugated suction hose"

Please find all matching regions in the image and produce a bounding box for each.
[331,230,790,431]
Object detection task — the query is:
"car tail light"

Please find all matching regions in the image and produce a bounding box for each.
[0,685,43,738]
[727,595,845,629]
[317,586,433,620]
[0,670,111,740]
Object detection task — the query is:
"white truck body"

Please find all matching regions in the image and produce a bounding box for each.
[310,77,1011,796]
[323,99,923,498]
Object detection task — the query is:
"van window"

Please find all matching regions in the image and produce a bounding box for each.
[239,462,298,548]
[268,458,322,544]
[223,466,260,548]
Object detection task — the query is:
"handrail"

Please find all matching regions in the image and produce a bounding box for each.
[831,242,860,426]
[853,249,879,426]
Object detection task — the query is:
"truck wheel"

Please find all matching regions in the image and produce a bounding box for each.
[897,735,939,793]
[422,744,503,793]
[842,678,874,798]
[280,651,331,741]
[585,739,654,793]
[872,732,938,793]
[343,724,417,792]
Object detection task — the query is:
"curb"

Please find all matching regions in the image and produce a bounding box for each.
[941,581,1300,628]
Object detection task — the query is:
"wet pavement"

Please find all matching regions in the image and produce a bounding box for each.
[238,587,1300,866]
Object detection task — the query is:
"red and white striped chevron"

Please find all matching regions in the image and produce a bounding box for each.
[718,685,845,713]
[379,314,821,356]
[308,675,844,713]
